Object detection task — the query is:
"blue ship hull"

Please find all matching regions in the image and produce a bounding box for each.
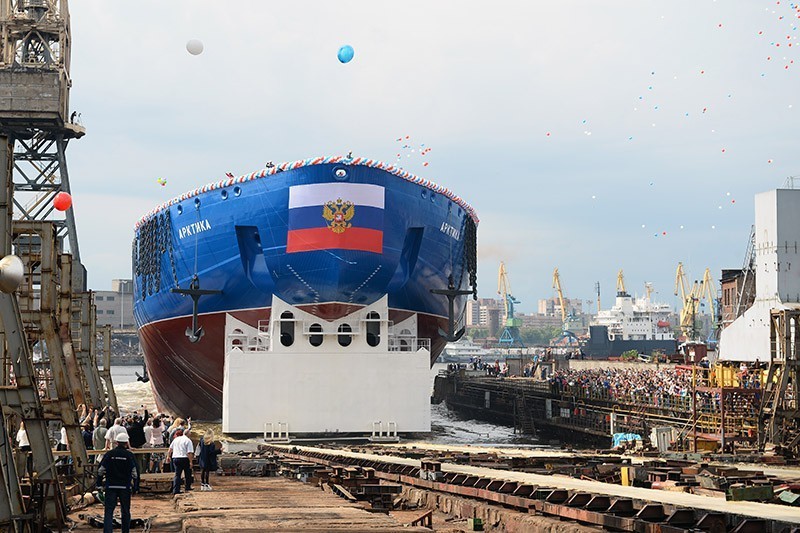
[133,157,478,419]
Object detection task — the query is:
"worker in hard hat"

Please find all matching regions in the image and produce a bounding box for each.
[97,432,139,533]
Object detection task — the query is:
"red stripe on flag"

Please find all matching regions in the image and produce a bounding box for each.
[286,227,383,253]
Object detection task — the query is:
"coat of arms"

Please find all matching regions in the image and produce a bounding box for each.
[322,198,355,234]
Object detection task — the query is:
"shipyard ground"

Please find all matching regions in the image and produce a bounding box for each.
[66,464,607,532]
[94,381,800,531]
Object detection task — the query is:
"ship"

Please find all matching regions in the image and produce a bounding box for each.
[438,337,493,363]
[583,289,677,358]
[132,156,478,422]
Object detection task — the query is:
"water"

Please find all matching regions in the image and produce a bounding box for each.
[109,364,551,449]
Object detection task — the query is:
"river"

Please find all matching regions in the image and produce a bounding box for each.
[109,364,551,449]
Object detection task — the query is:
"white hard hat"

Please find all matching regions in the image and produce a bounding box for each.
[115,433,129,443]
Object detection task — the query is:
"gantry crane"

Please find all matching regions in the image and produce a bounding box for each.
[497,262,525,348]
[552,268,581,346]
[674,262,701,340]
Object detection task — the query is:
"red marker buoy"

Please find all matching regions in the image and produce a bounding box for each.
[53,191,72,211]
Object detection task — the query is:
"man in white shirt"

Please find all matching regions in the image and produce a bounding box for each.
[105,418,129,450]
[166,429,194,494]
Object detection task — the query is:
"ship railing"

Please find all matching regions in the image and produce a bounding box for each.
[226,332,270,353]
[257,320,270,336]
[388,337,430,352]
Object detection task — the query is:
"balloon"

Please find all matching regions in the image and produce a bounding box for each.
[337,45,355,63]
[53,192,72,211]
[186,39,204,56]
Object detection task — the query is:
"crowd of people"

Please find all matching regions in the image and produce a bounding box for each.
[14,405,222,533]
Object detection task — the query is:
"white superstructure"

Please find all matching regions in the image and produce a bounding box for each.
[222,295,431,436]
[592,291,673,341]
[441,337,491,361]
[719,189,800,361]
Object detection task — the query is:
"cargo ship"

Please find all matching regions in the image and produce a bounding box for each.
[132,156,478,421]
[583,289,677,358]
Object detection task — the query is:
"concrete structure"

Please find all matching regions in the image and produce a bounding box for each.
[719,189,800,361]
[223,295,431,435]
[520,313,563,329]
[94,279,134,329]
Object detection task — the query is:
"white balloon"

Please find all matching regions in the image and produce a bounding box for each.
[186,39,204,56]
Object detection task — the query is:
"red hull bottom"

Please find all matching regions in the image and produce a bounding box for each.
[138,305,447,420]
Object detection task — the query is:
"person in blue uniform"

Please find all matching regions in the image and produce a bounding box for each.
[97,433,139,533]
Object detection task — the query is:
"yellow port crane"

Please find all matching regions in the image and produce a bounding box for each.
[674,262,701,339]
[552,268,567,325]
[616,269,627,294]
[497,262,525,348]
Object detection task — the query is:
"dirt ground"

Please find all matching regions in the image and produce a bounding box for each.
[67,474,471,532]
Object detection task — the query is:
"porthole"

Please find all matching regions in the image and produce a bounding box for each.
[334,167,348,180]
[366,311,380,347]
[430,193,436,203]
[309,323,323,347]
[338,323,353,347]
[176,205,183,215]
[194,198,201,209]
[234,186,242,197]
[280,311,295,347]
[221,190,228,200]
[421,189,427,198]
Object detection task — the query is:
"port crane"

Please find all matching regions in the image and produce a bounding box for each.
[552,268,581,346]
[674,262,701,340]
[497,262,525,348]
[616,269,627,295]
[699,267,720,343]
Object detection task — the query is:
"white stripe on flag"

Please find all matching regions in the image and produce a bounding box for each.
[289,183,384,209]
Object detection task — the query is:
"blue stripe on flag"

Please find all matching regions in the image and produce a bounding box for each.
[287,205,384,231]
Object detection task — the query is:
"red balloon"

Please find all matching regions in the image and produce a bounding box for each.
[53,192,72,211]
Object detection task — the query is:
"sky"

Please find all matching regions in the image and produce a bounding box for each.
[61,1,798,314]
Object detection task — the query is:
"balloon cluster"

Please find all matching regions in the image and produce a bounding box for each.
[156,177,167,187]
[394,135,432,167]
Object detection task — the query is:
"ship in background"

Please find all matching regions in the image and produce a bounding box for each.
[584,277,677,358]
[439,337,493,363]
[132,156,478,421]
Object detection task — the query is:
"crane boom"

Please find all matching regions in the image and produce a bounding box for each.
[616,269,626,294]
[552,268,567,324]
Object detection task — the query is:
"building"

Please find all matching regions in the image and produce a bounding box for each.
[465,298,503,328]
[720,268,756,329]
[537,297,583,319]
[520,313,563,329]
[95,279,135,329]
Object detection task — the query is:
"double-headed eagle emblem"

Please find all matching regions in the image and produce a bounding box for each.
[322,198,355,234]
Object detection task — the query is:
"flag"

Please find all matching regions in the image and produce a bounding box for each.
[286,183,384,253]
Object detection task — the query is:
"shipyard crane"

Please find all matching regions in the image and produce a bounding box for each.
[497,262,525,348]
[552,268,581,346]
[616,269,627,295]
[674,262,701,340]
[700,267,720,342]
[645,282,654,301]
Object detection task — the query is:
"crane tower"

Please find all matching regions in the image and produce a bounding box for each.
[0,0,85,288]
[497,261,525,348]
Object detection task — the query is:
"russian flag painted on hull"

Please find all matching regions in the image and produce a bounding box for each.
[287,183,384,253]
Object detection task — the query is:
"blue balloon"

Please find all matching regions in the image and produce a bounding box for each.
[337,45,354,64]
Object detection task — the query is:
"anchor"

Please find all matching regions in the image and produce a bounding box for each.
[430,275,473,342]
[170,274,222,343]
